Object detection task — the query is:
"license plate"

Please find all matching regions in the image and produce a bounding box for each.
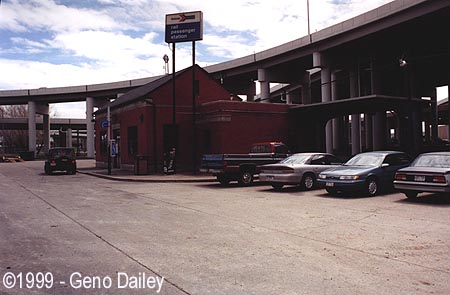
[266,176,274,180]
[414,175,425,182]
[326,182,334,187]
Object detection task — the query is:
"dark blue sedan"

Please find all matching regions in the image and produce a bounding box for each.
[318,151,411,196]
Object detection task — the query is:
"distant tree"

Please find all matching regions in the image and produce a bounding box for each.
[0,105,59,154]
[0,105,28,153]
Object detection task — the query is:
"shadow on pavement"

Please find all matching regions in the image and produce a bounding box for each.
[395,193,450,207]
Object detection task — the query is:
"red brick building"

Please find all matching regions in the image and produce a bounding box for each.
[95,65,291,173]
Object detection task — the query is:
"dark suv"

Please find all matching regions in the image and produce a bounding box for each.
[44,148,77,175]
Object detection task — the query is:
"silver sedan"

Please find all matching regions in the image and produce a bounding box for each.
[394,152,450,199]
[260,153,343,191]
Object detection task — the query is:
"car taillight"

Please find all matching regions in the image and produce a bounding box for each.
[51,160,56,164]
[395,173,407,181]
[72,160,76,164]
[432,175,446,183]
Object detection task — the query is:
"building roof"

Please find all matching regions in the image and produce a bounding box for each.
[97,64,203,113]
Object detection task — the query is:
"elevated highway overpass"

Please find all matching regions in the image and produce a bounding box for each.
[1,0,449,157]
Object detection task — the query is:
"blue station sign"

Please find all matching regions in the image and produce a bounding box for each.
[165,11,203,43]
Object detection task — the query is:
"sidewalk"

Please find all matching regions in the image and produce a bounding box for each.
[76,159,215,183]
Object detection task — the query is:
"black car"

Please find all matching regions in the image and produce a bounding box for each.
[44,148,77,175]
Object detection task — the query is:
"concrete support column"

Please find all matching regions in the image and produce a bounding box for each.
[66,128,72,148]
[246,94,254,102]
[365,113,373,151]
[448,85,450,141]
[318,52,333,153]
[331,71,340,152]
[86,97,95,158]
[373,112,386,150]
[43,114,50,153]
[286,92,292,104]
[28,101,36,154]
[430,88,438,143]
[258,69,270,102]
[301,71,311,105]
[349,67,361,155]
[34,103,50,155]
[371,56,385,150]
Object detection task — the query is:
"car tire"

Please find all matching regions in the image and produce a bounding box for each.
[217,175,230,185]
[271,183,284,191]
[238,170,253,186]
[405,191,418,199]
[302,174,315,190]
[365,177,378,196]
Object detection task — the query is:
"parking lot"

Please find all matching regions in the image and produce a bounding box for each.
[1,160,450,294]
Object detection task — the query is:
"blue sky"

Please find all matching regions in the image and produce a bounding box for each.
[0,0,398,117]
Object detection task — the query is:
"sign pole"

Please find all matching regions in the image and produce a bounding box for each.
[192,41,197,174]
[165,11,203,174]
[172,43,177,174]
[172,43,176,127]
[107,105,111,175]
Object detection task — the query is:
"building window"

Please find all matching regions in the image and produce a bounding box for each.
[128,126,138,156]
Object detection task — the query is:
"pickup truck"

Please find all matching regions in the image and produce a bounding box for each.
[200,142,290,185]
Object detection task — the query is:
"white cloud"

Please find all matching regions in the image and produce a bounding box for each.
[0,0,399,118]
[0,0,121,33]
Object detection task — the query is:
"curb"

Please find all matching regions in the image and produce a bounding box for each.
[77,170,216,183]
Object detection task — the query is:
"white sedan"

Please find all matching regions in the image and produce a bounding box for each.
[394,152,450,199]
[260,153,343,191]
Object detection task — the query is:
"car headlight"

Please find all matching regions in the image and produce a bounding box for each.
[318,174,326,179]
[339,175,360,180]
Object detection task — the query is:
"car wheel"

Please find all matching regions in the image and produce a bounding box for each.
[365,177,378,196]
[302,174,316,190]
[217,175,230,185]
[271,183,284,191]
[238,170,253,186]
[405,191,418,199]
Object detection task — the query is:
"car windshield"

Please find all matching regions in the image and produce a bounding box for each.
[411,154,450,168]
[49,149,74,158]
[344,154,383,167]
[279,154,311,165]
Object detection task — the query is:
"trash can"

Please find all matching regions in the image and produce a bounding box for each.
[134,155,149,175]
[163,148,176,174]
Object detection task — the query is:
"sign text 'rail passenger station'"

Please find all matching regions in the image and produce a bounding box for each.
[165,11,203,43]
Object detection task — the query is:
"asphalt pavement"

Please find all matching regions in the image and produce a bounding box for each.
[1,160,450,295]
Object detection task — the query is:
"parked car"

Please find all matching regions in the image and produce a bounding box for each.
[260,153,343,191]
[318,151,411,196]
[394,152,450,199]
[200,142,290,185]
[44,147,77,175]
